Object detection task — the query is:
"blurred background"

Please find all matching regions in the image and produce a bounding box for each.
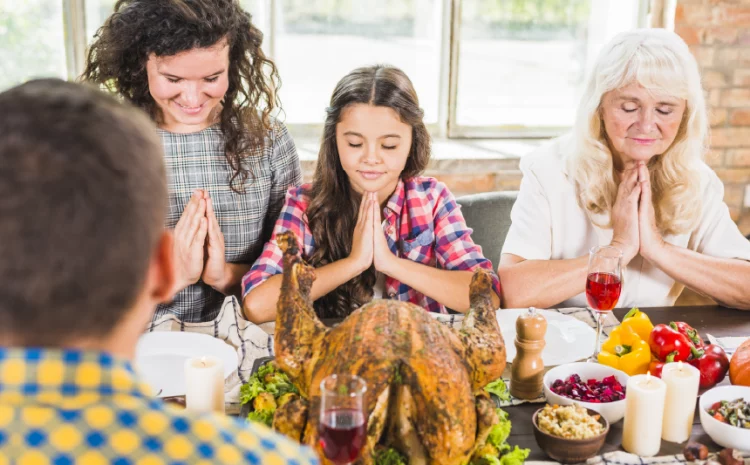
[0,0,748,237]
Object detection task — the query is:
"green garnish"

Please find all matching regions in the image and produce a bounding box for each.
[372,447,407,465]
[484,378,511,403]
[240,361,299,426]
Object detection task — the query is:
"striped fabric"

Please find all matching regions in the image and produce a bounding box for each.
[242,177,502,314]
[155,121,301,323]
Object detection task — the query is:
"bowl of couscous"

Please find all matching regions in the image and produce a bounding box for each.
[532,404,609,463]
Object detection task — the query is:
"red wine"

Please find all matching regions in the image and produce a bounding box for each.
[319,409,366,465]
[586,272,621,311]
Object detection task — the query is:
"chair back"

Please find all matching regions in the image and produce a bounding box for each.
[456,191,518,267]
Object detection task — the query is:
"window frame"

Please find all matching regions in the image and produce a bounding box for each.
[65,0,653,139]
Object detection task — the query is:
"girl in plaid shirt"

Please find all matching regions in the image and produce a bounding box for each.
[242,66,501,321]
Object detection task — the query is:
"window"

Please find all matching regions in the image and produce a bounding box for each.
[85,0,116,42]
[246,0,443,129]
[450,0,645,137]
[0,0,67,90]
[2,0,648,138]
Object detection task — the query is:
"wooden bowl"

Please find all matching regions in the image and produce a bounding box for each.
[532,406,609,464]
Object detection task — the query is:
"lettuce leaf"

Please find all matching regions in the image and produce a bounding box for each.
[499,446,530,465]
[372,447,408,465]
[486,408,511,447]
[241,361,300,428]
[240,378,265,405]
[484,379,511,403]
[470,408,530,465]
[240,361,298,405]
[247,408,274,427]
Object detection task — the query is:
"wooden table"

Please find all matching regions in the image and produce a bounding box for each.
[509,305,749,460]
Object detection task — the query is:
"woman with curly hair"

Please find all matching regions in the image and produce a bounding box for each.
[82,0,301,322]
[498,29,750,310]
[241,65,501,322]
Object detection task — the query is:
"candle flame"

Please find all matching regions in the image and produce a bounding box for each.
[200,356,207,367]
[678,360,683,370]
[646,371,651,383]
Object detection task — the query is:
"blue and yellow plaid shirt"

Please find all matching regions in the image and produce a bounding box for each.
[0,348,319,465]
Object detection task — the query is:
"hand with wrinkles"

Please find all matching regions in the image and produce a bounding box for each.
[636,162,666,261]
[610,166,641,266]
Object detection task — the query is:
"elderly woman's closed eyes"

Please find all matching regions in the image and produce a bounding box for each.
[498,28,750,311]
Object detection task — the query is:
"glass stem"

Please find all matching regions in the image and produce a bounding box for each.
[592,311,604,359]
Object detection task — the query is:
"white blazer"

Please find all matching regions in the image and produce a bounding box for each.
[502,135,750,308]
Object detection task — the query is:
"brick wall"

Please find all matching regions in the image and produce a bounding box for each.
[675,0,750,235]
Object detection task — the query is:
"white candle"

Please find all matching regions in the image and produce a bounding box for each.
[661,362,700,443]
[622,373,667,457]
[184,356,225,414]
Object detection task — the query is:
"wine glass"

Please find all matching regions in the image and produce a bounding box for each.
[586,245,622,362]
[319,374,367,465]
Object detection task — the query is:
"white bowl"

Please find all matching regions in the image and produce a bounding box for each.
[542,362,629,424]
[698,385,750,451]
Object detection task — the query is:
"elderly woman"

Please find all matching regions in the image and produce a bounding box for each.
[498,29,750,310]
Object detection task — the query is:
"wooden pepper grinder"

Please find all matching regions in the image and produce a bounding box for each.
[510,307,547,400]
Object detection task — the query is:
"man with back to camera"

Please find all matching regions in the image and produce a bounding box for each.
[0,78,318,464]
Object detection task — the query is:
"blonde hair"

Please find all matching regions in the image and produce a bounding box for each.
[567,28,707,235]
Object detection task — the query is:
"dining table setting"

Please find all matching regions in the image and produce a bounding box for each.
[130,244,750,465]
[505,304,750,463]
[132,300,750,465]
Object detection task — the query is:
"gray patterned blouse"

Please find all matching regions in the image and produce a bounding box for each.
[154,121,301,322]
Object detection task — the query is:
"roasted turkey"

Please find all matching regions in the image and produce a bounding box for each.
[271,231,507,465]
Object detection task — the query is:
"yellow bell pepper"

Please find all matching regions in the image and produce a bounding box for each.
[620,307,654,342]
[598,325,652,375]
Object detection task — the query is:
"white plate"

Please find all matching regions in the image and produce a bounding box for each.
[496,309,596,366]
[135,332,237,398]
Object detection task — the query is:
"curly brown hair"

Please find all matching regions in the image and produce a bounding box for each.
[305,65,431,319]
[80,0,280,192]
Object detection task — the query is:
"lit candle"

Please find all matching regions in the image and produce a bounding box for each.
[184,356,225,414]
[661,362,700,443]
[622,372,667,457]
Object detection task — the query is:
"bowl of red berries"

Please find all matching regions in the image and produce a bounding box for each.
[542,362,629,424]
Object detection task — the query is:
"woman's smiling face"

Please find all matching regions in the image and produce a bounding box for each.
[146,39,230,133]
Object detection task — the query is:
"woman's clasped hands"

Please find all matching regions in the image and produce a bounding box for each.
[610,161,666,266]
[172,189,228,292]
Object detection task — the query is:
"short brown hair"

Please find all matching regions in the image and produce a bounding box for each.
[0,79,167,346]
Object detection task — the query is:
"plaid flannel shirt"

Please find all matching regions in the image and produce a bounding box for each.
[242,176,502,313]
[0,348,319,465]
[156,120,301,323]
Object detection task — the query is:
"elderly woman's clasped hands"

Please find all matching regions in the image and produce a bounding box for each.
[611,162,664,267]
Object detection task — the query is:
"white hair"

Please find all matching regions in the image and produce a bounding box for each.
[567,28,707,235]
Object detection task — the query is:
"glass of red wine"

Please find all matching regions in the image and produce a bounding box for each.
[586,245,622,362]
[319,374,368,465]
